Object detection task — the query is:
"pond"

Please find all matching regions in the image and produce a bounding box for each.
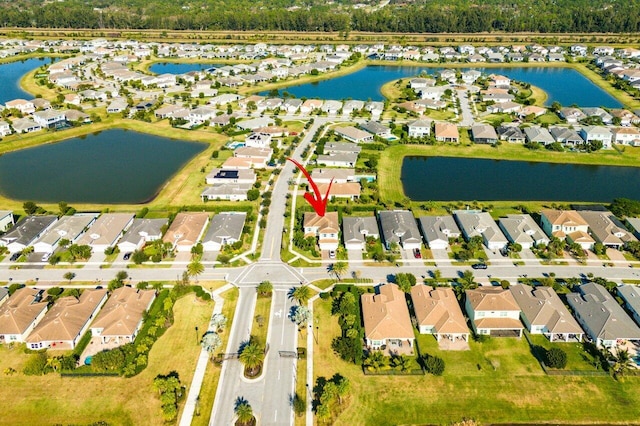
[149,62,220,75]
[262,65,622,107]
[0,129,206,204]
[401,156,640,202]
[0,57,54,104]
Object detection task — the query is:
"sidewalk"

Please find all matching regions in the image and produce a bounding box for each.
[179,283,233,426]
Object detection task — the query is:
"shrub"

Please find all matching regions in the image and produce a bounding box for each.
[423,354,445,376]
[545,347,568,369]
[23,352,48,375]
[319,292,330,300]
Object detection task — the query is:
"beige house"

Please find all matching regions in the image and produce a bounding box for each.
[579,210,637,249]
[510,284,584,342]
[0,288,48,344]
[465,287,523,337]
[163,212,210,252]
[317,182,361,200]
[540,209,589,240]
[434,122,459,143]
[362,284,414,353]
[90,287,156,345]
[410,285,469,343]
[303,212,339,251]
[77,213,135,251]
[26,289,108,350]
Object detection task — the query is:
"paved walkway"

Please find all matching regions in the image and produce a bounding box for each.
[179,283,233,426]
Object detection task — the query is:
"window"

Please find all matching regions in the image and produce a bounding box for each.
[500,312,508,317]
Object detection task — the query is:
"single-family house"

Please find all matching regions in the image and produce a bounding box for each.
[524,126,555,146]
[417,215,461,250]
[613,127,640,146]
[205,168,256,185]
[33,110,66,129]
[559,107,586,124]
[539,209,593,250]
[549,126,584,147]
[0,288,48,344]
[498,214,550,249]
[334,126,374,143]
[454,210,508,251]
[77,213,135,252]
[300,99,323,115]
[0,120,12,137]
[26,289,108,350]
[162,212,210,252]
[434,122,459,143]
[316,182,360,201]
[201,212,246,252]
[5,99,35,115]
[0,215,58,253]
[0,211,14,232]
[407,119,433,138]
[471,124,499,144]
[465,287,523,337]
[567,283,640,347]
[200,183,252,201]
[362,284,415,352]
[316,152,358,168]
[580,126,613,149]
[107,98,128,114]
[321,100,342,115]
[33,214,97,254]
[378,210,422,250]
[117,218,168,253]
[90,287,156,346]
[411,285,469,343]
[342,216,380,251]
[309,168,356,184]
[324,142,361,155]
[497,125,526,143]
[510,284,583,342]
[303,212,339,252]
[618,285,640,327]
[11,118,42,134]
[359,121,391,139]
[579,210,637,249]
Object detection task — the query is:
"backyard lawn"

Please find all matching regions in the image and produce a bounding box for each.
[0,293,213,426]
[314,297,640,426]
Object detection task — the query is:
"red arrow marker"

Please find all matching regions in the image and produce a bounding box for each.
[287,157,333,217]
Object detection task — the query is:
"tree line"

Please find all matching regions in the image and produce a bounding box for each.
[3,0,640,33]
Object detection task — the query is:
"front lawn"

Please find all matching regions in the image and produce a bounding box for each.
[313,296,640,426]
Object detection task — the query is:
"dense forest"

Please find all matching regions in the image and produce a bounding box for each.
[1,0,640,33]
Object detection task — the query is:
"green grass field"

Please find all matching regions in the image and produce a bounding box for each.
[314,297,640,426]
[0,294,214,426]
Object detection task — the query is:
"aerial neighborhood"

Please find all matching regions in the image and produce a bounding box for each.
[3,20,640,426]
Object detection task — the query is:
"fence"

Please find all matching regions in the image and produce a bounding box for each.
[61,372,119,377]
[363,368,424,376]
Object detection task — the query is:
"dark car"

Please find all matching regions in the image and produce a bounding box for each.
[9,252,20,262]
[413,248,422,259]
[471,263,487,270]
[123,252,132,261]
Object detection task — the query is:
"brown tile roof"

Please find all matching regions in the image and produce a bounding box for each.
[466,287,520,312]
[163,212,210,247]
[362,284,414,341]
[317,182,361,197]
[434,122,459,139]
[303,212,339,235]
[26,289,107,344]
[0,288,48,336]
[90,287,156,337]
[541,209,588,228]
[411,285,468,335]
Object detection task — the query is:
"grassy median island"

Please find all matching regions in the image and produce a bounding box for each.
[378,142,640,204]
[0,293,213,425]
[313,297,640,425]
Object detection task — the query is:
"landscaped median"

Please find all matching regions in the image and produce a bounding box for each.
[313,287,640,425]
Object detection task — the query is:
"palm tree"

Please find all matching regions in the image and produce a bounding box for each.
[46,357,61,373]
[610,347,634,378]
[234,400,254,426]
[331,261,348,281]
[239,342,263,377]
[455,270,477,299]
[187,260,204,283]
[363,350,387,372]
[391,354,412,372]
[430,269,443,285]
[290,285,311,306]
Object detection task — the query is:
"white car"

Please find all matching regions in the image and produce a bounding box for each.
[41,253,52,262]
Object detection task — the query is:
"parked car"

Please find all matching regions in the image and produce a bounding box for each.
[41,253,51,262]
[328,250,336,259]
[9,252,20,262]
[471,263,488,270]
[123,252,132,261]
[413,248,422,259]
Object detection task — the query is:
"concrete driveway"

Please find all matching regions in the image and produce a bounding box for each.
[347,249,363,262]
